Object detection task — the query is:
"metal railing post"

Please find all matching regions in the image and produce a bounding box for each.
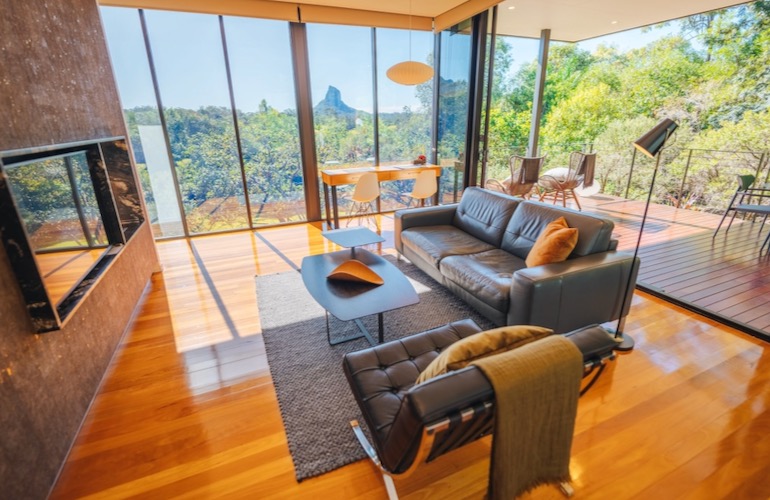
[676,149,693,208]
[625,148,637,199]
[754,151,765,181]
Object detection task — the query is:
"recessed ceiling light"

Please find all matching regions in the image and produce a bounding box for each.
[611,20,618,24]
[508,5,516,9]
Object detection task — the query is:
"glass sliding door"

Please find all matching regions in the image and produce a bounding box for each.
[101,7,184,238]
[437,25,473,202]
[484,35,540,183]
[144,10,248,235]
[223,17,304,226]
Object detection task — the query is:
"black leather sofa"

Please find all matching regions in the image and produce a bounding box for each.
[395,187,639,334]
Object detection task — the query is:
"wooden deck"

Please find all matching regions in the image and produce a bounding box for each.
[579,194,770,340]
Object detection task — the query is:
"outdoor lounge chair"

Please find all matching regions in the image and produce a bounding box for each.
[538,152,596,210]
[485,155,544,199]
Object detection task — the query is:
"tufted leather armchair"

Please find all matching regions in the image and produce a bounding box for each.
[343,318,618,499]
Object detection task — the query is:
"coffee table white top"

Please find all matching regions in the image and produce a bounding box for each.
[322,227,385,248]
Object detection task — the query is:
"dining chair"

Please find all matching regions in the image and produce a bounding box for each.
[484,155,544,199]
[408,169,438,207]
[347,172,380,227]
[538,152,596,210]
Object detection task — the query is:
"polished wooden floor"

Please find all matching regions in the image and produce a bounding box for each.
[52,215,770,499]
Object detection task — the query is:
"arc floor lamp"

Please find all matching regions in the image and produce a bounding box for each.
[614,118,679,352]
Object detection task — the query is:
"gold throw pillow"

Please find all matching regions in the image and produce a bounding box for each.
[415,325,553,384]
[525,216,579,267]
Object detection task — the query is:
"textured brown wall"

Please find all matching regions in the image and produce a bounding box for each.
[0,0,158,498]
[0,0,125,151]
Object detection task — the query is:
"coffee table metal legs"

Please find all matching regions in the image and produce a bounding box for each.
[326,311,384,346]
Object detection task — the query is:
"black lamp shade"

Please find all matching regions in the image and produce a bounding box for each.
[633,118,678,157]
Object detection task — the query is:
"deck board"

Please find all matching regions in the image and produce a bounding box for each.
[579,194,770,340]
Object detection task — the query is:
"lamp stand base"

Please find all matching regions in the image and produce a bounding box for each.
[601,326,635,352]
[613,333,635,352]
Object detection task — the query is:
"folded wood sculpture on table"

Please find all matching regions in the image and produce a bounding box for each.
[326,259,384,285]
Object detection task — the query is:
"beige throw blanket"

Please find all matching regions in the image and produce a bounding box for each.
[471,335,583,499]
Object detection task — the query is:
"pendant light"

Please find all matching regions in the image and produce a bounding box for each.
[387,0,434,86]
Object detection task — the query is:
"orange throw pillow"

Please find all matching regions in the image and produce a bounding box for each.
[525,216,578,267]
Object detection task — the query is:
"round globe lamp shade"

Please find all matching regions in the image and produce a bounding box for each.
[386,61,434,86]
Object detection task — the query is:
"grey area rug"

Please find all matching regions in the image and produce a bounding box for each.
[255,255,494,481]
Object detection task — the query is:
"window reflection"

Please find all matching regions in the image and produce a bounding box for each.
[5,153,107,251]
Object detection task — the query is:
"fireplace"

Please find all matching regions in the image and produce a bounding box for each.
[0,137,144,332]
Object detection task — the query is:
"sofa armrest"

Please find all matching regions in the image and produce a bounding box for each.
[394,204,458,253]
[509,251,639,333]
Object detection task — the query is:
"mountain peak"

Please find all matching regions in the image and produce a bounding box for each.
[314,85,356,118]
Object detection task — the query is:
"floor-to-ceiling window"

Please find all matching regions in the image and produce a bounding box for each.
[144,11,248,235]
[101,7,458,235]
[306,24,375,171]
[223,17,305,226]
[101,7,185,238]
[484,35,539,183]
[376,28,433,165]
[376,27,434,210]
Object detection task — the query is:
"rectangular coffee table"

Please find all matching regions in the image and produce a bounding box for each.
[301,248,419,345]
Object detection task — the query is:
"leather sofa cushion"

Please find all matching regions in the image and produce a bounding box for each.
[343,319,483,444]
[401,225,496,268]
[440,249,526,312]
[501,202,614,259]
[452,187,520,247]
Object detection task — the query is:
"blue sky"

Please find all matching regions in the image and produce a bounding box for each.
[101,7,684,114]
[101,7,434,113]
[500,21,682,81]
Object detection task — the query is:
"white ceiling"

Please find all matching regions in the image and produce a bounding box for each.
[269,0,752,41]
[494,0,752,41]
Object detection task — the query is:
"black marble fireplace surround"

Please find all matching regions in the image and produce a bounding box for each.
[0,137,144,333]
